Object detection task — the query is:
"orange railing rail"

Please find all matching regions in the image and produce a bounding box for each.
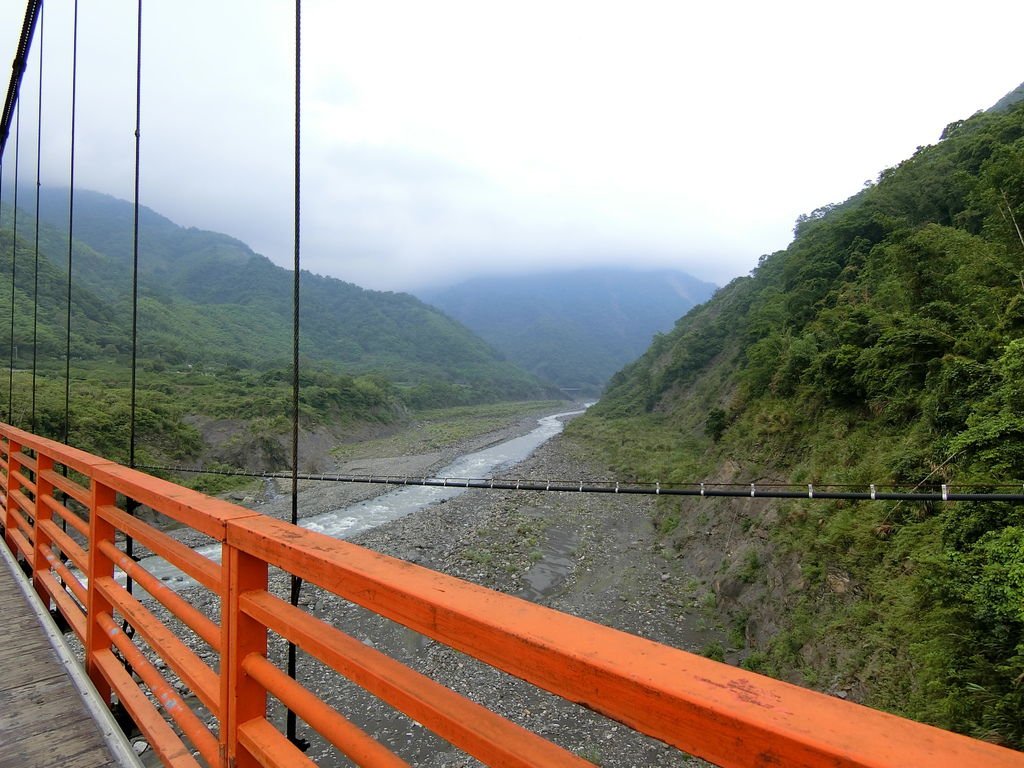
[2,421,1023,768]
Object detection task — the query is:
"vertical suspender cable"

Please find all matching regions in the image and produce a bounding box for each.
[30,4,43,433]
[63,0,79,445]
[0,161,4,424]
[0,167,3,386]
[129,0,142,473]
[57,0,80,553]
[124,0,144,605]
[286,0,308,752]
[290,0,302,541]
[8,103,20,423]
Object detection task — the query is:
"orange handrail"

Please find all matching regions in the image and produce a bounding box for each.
[1,421,1023,768]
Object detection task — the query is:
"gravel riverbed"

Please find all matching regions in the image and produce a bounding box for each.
[137,409,718,766]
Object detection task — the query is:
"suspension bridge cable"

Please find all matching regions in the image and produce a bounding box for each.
[1,1,43,425]
[63,0,79,446]
[0,162,4,422]
[129,0,142,473]
[136,464,1024,504]
[0,159,3,335]
[286,0,308,751]
[0,1,41,157]
[123,0,144,610]
[8,102,20,423]
[30,3,43,433]
[55,0,81,551]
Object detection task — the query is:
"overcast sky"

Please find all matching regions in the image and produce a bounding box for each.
[1,1,1022,291]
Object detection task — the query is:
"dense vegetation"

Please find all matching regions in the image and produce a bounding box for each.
[0,190,558,471]
[571,101,1024,744]
[6,188,553,405]
[419,268,715,395]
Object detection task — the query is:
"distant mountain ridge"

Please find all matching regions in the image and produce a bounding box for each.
[990,80,1024,112]
[418,268,717,395]
[1,187,554,406]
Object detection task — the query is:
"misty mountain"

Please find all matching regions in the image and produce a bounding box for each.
[418,269,717,395]
[990,80,1024,112]
[2,188,554,407]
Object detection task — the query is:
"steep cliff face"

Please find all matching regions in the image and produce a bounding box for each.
[570,101,1024,745]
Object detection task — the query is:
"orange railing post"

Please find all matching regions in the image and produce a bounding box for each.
[222,542,269,768]
[3,437,20,555]
[31,451,54,607]
[85,478,117,706]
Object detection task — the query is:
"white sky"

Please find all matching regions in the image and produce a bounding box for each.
[1,1,1022,291]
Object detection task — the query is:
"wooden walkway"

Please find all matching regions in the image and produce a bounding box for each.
[0,554,130,768]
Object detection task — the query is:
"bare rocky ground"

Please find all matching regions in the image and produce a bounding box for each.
[130,408,728,766]
[283,433,717,767]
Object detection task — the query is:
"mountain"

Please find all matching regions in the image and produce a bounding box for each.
[418,269,717,395]
[2,188,554,407]
[570,100,1024,743]
[0,189,563,470]
[990,80,1024,112]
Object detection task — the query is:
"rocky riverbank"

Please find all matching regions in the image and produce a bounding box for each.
[264,427,718,766]
[136,406,724,765]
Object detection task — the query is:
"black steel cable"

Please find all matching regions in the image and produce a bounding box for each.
[30,3,42,433]
[55,0,81,555]
[0,1,41,157]
[8,102,20,423]
[135,464,1024,504]
[63,0,78,446]
[286,0,308,751]
[128,0,142,473]
[0,161,4,423]
[123,0,144,608]
[290,0,302,539]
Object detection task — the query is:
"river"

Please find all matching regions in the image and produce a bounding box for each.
[138,407,586,587]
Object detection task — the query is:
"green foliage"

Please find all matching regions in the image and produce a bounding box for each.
[573,102,1024,744]
[1,189,557,411]
[701,640,726,662]
[0,188,565,483]
[704,407,728,441]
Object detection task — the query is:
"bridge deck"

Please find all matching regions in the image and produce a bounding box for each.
[0,555,126,768]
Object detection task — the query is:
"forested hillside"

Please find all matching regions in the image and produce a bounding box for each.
[19,188,551,406]
[0,191,557,470]
[570,101,1024,744]
[419,269,716,395]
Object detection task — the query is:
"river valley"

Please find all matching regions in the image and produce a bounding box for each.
[135,405,725,766]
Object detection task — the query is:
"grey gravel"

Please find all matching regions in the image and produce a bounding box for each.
[134,412,720,766]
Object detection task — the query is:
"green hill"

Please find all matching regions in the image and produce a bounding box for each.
[570,101,1024,744]
[22,188,551,405]
[0,190,557,468]
[419,268,716,395]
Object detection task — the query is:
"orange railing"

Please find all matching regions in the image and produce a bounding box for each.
[2,421,1023,768]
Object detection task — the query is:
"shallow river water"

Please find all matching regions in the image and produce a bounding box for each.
[138,407,585,586]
